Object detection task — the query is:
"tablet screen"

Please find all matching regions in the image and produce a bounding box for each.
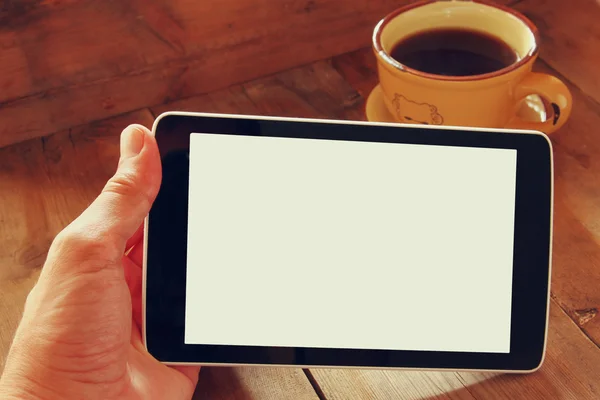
[184,132,517,354]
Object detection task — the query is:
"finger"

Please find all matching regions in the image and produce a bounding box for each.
[125,223,145,253]
[129,324,201,387]
[172,366,201,386]
[128,242,145,268]
[130,317,143,347]
[55,125,162,265]
[123,256,143,329]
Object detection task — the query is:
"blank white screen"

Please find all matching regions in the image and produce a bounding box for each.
[185,132,517,353]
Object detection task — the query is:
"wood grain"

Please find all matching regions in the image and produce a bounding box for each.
[533,61,600,345]
[0,0,404,147]
[151,59,365,120]
[310,302,600,400]
[454,303,600,400]
[513,0,600,103]
[0,0,520,148]
[1,1,600,397]
[308,368,480,400]
[331,48,378,100]
[193,367,319,400]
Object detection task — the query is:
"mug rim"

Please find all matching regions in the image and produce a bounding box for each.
[372,0,540,82]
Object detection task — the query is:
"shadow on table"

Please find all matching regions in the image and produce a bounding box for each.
[192,367,247,400]
[417,369,563,400]
[191,366,313,400]
[191,366,561,399]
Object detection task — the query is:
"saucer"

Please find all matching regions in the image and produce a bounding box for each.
[365,84,547,124]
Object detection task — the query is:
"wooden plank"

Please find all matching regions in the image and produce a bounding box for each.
[309,368,479,400]
[455,302,600,399]
[331,47,378,100]
[0,61,195,149]
[0,0,405,147]
[193,367,319,400]
[552,196,600,345]
[1,9,597,396]
[151,85,261,117]
[0,31,33,104]
[242,61,365,121]
[513,0,600,103]
[151,59,364,120]
[311,301,600,399]
[532,61,600,345]
[543,59,600,239]
[0,0,518,148]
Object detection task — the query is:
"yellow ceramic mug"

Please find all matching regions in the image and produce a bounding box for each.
[371,0,572,133]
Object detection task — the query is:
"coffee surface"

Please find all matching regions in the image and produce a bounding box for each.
[389,28,518,77]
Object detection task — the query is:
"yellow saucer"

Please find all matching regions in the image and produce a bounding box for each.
[365,85,395,123]
[366,84,547,124]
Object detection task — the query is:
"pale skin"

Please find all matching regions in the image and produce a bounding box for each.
[0,125,200,399]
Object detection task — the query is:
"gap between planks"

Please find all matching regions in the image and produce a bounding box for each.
[304,369,329,400]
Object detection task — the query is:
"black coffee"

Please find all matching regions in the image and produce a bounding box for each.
[389,28,518,77]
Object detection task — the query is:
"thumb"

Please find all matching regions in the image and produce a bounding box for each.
[55,124,162,263]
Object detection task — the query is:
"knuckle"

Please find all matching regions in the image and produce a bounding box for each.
[103,170,151,210]
[51,228,120,267]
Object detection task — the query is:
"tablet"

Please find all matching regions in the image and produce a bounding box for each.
[144,112,552,372]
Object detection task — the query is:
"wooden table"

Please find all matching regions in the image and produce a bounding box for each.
[1,1,600,398]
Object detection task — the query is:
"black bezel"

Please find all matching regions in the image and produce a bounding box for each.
[145,112,552,371]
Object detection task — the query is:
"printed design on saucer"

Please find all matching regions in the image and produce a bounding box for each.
[392,94,444,125]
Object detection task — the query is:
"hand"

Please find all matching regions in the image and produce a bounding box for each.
[0,125,200,400]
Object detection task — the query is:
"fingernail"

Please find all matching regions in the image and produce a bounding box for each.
[120,125,145,159]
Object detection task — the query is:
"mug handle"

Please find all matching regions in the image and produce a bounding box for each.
[506,72,572,134]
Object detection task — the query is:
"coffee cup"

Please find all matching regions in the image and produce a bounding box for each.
[371,0,572,133]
